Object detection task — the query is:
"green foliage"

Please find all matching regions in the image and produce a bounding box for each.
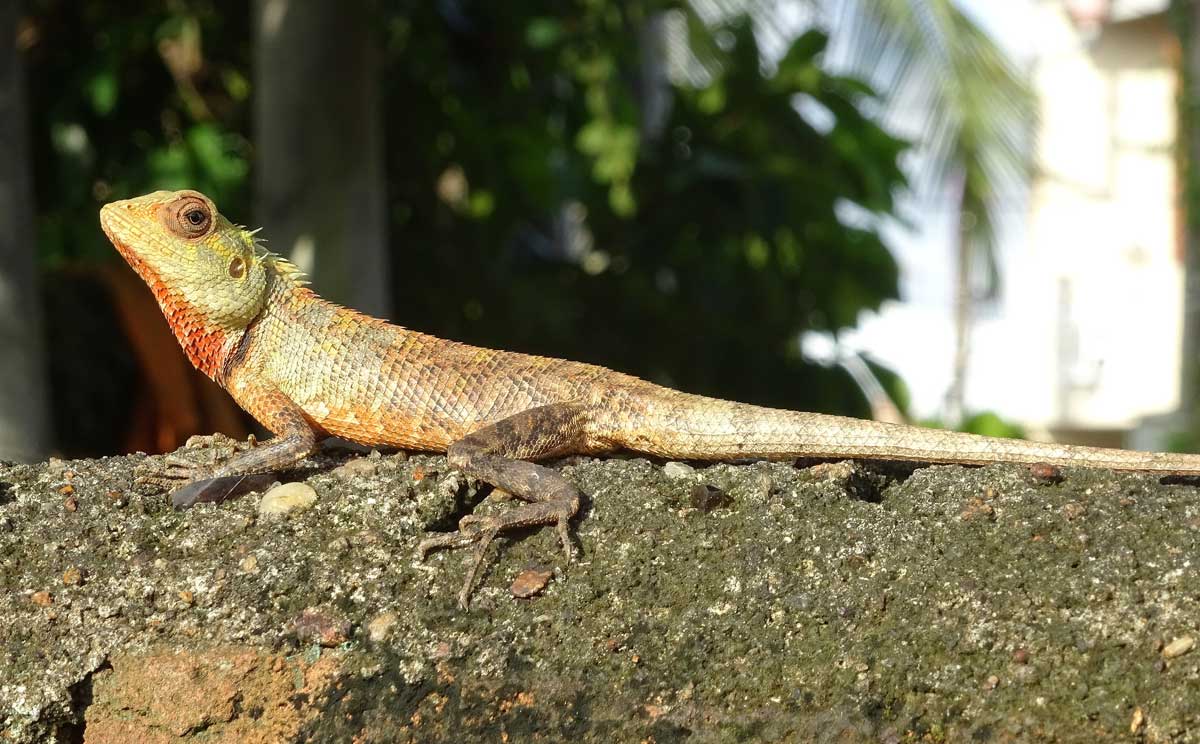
[380,1,908,413]
[26,0,909,417]
[26,0,252,266]
[920,410,1025,439]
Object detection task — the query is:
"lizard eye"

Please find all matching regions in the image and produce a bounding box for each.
[228,256,246,279]
[163,195,213,238]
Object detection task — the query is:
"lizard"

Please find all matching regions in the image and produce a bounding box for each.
[100,189,1200,607]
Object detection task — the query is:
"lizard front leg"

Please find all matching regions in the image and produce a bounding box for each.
[148,388,318,509]
[418,402,594,609]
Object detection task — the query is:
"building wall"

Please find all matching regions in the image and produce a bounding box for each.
[1016,3,1181,434]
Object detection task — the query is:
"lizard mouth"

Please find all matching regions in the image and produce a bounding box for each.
[100,205,161,287]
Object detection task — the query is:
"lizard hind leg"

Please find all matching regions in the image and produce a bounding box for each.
[417,402,593,609]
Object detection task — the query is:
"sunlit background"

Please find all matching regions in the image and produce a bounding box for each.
[0,0,1197,463]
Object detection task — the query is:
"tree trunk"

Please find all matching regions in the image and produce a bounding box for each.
[1178,0,1200,426]
[0,4,51,462]
[945,170,971,428]
[253,0,390,317]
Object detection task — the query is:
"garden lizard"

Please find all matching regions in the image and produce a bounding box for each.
[101,190,1200,607]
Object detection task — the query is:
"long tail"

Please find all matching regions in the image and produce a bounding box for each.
[605,385,1200,474]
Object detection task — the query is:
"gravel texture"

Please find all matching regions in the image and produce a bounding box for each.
[1,444,1199,742]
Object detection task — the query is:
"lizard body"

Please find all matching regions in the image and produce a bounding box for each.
[101,190,1200,606]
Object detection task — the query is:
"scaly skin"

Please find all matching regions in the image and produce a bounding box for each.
[101,189,1200,606]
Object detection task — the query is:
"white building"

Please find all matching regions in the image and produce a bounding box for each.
[852,0,1184,449]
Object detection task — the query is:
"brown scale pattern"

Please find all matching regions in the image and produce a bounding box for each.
[223,278,1200,475]
[102,190,1200,476]
[234,283,614,453]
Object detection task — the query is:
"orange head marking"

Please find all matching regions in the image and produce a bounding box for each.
[99,190,272,380]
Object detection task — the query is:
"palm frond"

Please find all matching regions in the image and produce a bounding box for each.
[826,0,1035,297]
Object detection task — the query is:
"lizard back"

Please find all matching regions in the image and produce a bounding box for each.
[235,284,619,451]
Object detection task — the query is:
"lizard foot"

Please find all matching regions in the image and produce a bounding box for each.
[182,432,258,451]
[134,459,215,493]
[134,433,259,506]
[417,500,577,610]
[416,403,587,609]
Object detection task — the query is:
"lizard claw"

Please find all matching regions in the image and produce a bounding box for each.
[134,433,257,501]
[170,474,257,509]
[134,459,214,493]
[417,510,576,610]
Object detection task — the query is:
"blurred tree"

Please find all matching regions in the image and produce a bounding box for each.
[379,1,908,415]
[1174,0,1200,441]
[0,3,51,462]
[23,0,254,454]
[25,1,252,258]
[22,0,912,454]
[254,0,390,316]
[829,0,1035,425]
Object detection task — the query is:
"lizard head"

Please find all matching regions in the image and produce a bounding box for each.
[100,189,273,378]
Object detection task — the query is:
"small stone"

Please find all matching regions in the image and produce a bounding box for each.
[239,555,259,574]
[367,611,399,642]
[753,472,777,501]
[178,590,195,605]
[662,462,695,480]
[689,484,732,512]
[258,482,317,516]
[510,567,554,599]
[331,457,381,480]
[1028,463,1063,483]
[62,567,82,586]
[57,484,74,496]
[62,495,77,512]
[31,590,52,607]
[1061,502,1087,521]
[294,606,351,647]
[807,460,856,483]
[984,675,999,690]
[1012,648,1030,665]
[960,498,995,522]
[359,664,383,680]
[439,472,465,499]
[327,536,352,554]
[1130,706,1145,734]
[1162,636,1194,659]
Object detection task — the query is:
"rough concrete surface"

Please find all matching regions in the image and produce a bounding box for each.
[0,444,1198,742]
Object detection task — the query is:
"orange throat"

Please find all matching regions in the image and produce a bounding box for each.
[109,234,234,381]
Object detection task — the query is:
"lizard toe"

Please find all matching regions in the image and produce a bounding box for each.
[170,474,258,509]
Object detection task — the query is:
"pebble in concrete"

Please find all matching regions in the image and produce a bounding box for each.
[258,483,318,517]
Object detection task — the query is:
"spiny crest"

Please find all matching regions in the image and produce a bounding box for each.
[240,225,311,287]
